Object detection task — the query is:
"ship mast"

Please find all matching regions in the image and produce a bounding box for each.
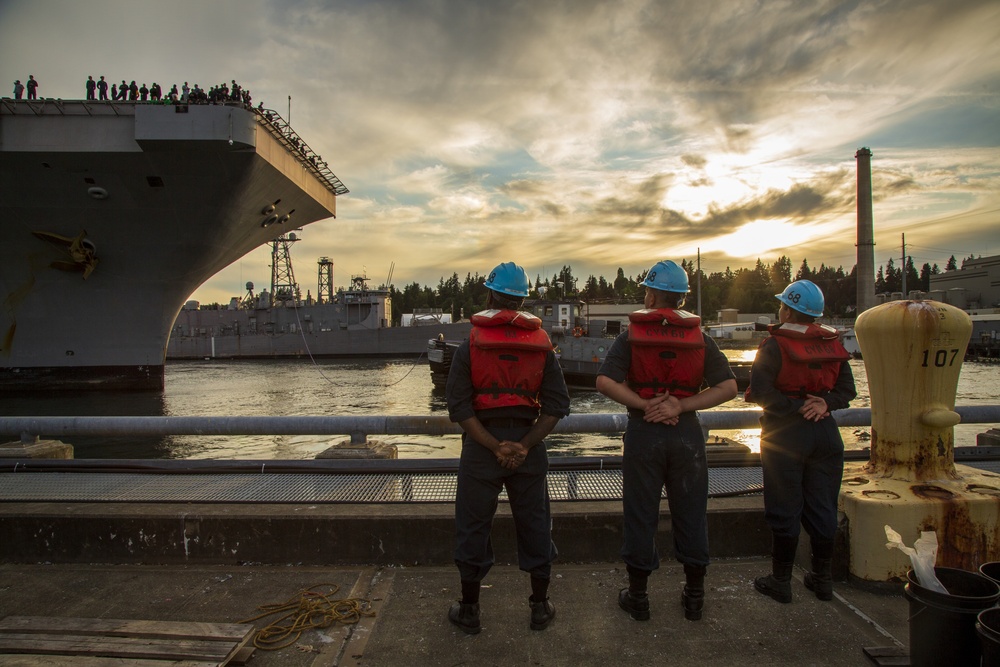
[270,233,301,306]
[317,257,334,304]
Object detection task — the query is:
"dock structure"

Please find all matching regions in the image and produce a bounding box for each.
[2,408,1000,664]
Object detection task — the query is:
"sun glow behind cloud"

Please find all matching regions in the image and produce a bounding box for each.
[698,219,821,258]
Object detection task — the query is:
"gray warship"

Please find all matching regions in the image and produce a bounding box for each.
[166,234,473,360]
[0,97,347,391]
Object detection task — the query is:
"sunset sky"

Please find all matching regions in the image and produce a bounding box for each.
[3,0,998,304]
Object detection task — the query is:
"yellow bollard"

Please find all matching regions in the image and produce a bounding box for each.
[841,300,1000,581]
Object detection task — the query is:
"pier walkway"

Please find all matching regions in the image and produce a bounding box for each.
[5,408,1000,664]
[0,555,907,666]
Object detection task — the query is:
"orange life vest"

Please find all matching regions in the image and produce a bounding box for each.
[767,323,851,398]
[626,308,706,399]
[469,309,553,411]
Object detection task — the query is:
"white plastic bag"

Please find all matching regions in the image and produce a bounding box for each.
[885,524,949,595]
[885,525,948,594]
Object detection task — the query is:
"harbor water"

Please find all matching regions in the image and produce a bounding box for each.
[1,355,998,460]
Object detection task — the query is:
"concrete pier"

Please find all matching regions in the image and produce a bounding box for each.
[0,495,910,666]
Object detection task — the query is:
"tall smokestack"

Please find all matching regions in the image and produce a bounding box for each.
[855,147,876,314]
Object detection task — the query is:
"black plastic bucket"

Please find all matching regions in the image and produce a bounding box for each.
[904,567,1000,667]
[978,607,1000,667]
[980,562,1000,588]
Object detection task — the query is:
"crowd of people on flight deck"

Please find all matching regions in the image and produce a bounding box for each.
[11,75,253,109]
[81,76,253,107]
[8,72,339,179]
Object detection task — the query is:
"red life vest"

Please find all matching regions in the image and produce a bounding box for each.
[767,323,851,398]
[469,309,553,411]
[626,308,706,399]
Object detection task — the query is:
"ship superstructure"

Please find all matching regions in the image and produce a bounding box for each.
[0,98,346,390]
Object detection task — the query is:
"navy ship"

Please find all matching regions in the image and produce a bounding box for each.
[166,234,473,360]
[0,97,347,391]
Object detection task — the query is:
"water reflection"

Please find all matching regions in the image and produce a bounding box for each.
[0,357,995,460]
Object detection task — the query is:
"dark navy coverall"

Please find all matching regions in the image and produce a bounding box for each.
[446,339,570,583]
[598,331,735,573]
[748,337,857,542]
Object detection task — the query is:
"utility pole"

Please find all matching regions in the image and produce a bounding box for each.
[697,248,702,319]
[901,233,907,296]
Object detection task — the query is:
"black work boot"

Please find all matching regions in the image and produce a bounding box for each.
[804,538,835,601]
[618,588,650,621]
[448,601,481,634]
[804,558,833,601]
[682,564,707,621]
[754,534,798,604]
[620,566,651,621]
[529,596,556,630]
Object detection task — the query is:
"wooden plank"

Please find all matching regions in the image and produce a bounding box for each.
[0,634,232,661]
[0,617,250,643]
[219,627,255,667]
[227,644,256,666]
[863,645,910,667]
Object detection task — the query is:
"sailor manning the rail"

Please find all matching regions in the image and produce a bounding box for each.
[596,259,737,623]
[747,279,857,604]
[445,261,570,635]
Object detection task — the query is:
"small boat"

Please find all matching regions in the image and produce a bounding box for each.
[428,297,623,390]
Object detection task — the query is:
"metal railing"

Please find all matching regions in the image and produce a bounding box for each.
[3,406,999,447]
[2,406,999,503]
[253,106,349,196]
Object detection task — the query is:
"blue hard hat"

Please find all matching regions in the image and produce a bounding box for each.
[642,260,689,293]
[484,262,530,298]
[775,280,824,317]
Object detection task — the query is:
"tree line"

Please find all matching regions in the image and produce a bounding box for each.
[385,255,970,325]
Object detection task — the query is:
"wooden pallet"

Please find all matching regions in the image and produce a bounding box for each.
[0,616,254,666]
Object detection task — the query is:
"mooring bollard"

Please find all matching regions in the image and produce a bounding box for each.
[840,299,1000,580]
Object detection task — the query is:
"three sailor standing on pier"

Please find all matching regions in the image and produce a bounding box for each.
[446,264,859,632]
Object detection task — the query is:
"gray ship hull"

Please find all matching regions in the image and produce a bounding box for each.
[0,100,342,390]
[168,303,472,359]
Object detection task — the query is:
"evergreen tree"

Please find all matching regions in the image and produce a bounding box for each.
[883,258,901,293]
[769,256,792,292]
[946,255,958,271]
[919,263,932,291]
[875,266,886,293]
[904,256,919,294]
[796,259,813,280]
[612,267,630,297]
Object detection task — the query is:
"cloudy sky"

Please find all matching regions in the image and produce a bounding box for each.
[3,0,999,303]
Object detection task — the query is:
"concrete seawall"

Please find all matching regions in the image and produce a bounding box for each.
[0,497,770,566]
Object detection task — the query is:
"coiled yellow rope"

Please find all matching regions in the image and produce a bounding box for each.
[238,583,376,650]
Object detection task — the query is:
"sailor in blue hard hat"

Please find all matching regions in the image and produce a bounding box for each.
[483,261,531,300]
[596,260,737,623]
[747,279,856,604]
[641,259,691,295]
[774,279,825,318]
[445,261,569,635]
